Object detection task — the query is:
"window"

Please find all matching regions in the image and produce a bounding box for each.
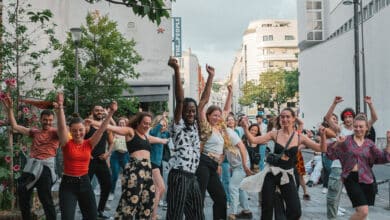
[263,35,273,41]
[374,0,379,12]
[349,19,353,29]
[344,23,348,31]
[369,2,373,17]
[306,0,323,41]
[261,24,272,27]
[380,0,386,9]
[285,35,295,40]
[363,7,368,21]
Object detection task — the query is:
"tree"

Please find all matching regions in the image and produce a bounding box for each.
[239,69,299,113]
[0,0,58,210]
[0,0,59,100]
[52,12,142,116]
[85,0,174,25]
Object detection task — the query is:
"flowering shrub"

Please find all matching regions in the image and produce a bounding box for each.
[0,78,37,210]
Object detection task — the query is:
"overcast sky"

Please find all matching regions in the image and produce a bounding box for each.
[172,0,297,80]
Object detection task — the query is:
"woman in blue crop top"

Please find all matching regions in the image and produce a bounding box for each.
[90,112,168,219]
[242,108,327,220]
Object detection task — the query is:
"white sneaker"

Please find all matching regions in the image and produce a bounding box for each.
[337,210,345,216]
[322,188,328,194]
[108,193,114,201]
[338,207,346,213]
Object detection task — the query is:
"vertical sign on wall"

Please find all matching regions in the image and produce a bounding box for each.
[173,17,182,57]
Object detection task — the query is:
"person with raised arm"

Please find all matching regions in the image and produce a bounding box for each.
[55,94,117,219]
[240,108,327,220]
[1,93,59,220]
[324,96,378,219]
[326,114,390,220]
[196,65,252,220]
[165,57,203,220]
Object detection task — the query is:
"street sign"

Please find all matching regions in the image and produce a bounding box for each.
[173,17,182,57]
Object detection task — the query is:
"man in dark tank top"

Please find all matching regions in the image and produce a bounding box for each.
[85,105,114,219]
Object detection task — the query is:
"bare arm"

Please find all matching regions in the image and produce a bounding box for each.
[325,96,342,133]
[1,94,30,135]
[89,102,118,148]
[198,65,215,122]
[53,93,68,147]
[300,127,327,152]
[364,96,378,128]
[236,141,253,176]
[223,84,233,116]
[146,134,168,145]
[242,117,273,144]
[168,57,184,124]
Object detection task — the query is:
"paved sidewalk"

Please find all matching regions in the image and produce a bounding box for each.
[78,176,389,219]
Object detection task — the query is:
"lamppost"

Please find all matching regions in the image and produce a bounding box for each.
[70,27,82,113]
[343,0,366,113]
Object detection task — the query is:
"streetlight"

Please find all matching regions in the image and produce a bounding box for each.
[70,27,82,113]
[343,0,366,113]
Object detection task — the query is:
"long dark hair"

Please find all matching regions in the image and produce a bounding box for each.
[242,123,261,145]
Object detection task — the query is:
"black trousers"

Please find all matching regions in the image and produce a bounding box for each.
[166,169,204,220]
[59,175,97,220]
[196,154,227,220]
[261,172,301,220]
[18,166,56,220]
[88,158,111,212]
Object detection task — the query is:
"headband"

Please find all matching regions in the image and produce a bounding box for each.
[343,111,354,118]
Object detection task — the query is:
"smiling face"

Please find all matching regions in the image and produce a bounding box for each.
[70,122,86,143]
[136,116,152,135]
[92,105,105,121]
[40,114,54,130]
[207,109,222,126]
[353,119,368,138]
[183,102,196,125]
[249,125,260,136]
[279,109,295,129]
[226,115,235,129]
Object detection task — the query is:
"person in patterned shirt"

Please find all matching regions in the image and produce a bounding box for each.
[326,114,390,220]
[165,57,204,220]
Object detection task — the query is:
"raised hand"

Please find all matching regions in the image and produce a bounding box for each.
[109,101,118,113]
[336,135,346,144]
[227,83,232,93]
[206,64,215,76]
[240,116,249,129]
[333,96,343,105]
[168,56,179,70]
[364,96,372,105]
[387,131,390,143]
[1,93,13,110]
[53,93,64,109]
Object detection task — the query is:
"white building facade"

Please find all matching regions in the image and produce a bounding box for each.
[3,0,173,114]
[242,19,299,82]
[230,19,299,116]
[297,0,390,139]
[178,49,202,102]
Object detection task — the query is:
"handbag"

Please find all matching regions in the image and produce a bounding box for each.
[266,132,295,165]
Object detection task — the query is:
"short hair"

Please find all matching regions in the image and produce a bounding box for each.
[340,108,355,122]
[40,109,54,118]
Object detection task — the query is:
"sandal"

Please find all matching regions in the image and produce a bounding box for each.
[303,194,311,201]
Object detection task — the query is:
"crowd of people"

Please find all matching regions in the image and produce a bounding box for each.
[1,56,390,220]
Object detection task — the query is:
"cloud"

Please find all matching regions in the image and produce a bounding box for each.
[172,0,297,79]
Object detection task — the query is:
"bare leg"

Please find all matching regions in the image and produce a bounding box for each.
[349,205,368,220]
[152,168,166,220]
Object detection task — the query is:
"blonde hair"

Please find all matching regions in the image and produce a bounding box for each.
[151,115,167,128]
[200,118,239,156]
